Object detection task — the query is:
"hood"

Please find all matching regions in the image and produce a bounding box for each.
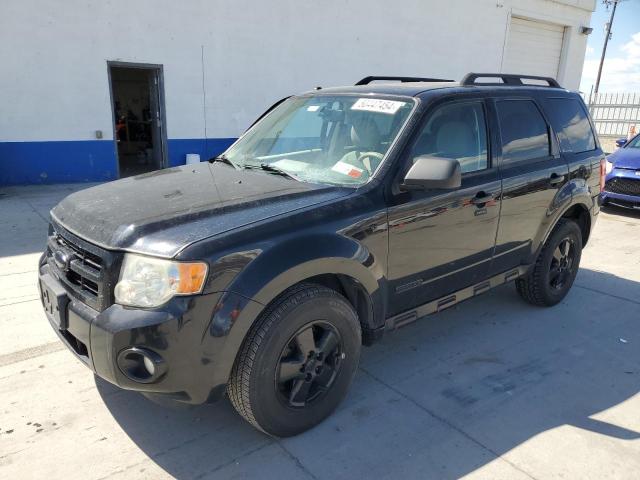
[52,162,352,257]
[609,147,640,170]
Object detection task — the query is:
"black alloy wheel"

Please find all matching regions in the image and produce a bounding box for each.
[549,237,576,291]
[516,219,583,307]
[228,284,361,437]
[276,321,344,408]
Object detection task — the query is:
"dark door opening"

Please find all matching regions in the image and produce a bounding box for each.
[109,63,166,178]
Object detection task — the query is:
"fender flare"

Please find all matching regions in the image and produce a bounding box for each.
[540,196,593,248]
[222,233,383,307]
[200,233,385,387]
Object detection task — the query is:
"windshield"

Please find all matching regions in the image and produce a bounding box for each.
[626,135,640,148]
[224,95,415,186]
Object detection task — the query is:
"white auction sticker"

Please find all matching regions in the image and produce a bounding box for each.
[306,105,320,112]
[331,161,364,179]
[351,98,406,115]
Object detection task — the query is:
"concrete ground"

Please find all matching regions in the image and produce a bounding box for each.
[1,184,639,480]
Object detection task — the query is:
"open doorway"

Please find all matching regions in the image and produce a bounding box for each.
[108,62,167,178]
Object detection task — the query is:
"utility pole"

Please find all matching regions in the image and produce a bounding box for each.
[594,0,622,94]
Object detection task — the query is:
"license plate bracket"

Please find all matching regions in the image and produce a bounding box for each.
[40,273,70,330]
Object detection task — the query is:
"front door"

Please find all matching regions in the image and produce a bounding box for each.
[387,99,501,317]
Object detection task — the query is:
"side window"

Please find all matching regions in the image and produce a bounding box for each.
[410,101,488,174]
[546,98,596,153]
[496,100,550,164]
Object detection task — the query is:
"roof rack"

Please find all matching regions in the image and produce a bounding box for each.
[355,76,454,86]
[461,73,561,88]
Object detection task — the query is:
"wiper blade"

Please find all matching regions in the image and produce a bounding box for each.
[243,163,298,181]
[260,163,300,180]
[208,154,236,168]
[259,163,297,179]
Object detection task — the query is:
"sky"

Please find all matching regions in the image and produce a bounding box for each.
[580,0,640,93]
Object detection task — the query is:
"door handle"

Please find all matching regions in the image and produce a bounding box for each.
[549,173,565,186]
[471,192,494,205]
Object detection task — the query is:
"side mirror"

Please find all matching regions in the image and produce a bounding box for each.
[616,138,628,148]
[402,156,461,190]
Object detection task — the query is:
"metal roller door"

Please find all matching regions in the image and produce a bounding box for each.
[503,17,565,79]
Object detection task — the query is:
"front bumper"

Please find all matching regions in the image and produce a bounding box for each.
[601,190,640,209]
[601,170,640,209]
[38,257,262,404]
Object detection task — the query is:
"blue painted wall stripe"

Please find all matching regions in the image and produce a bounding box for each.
[0,138,237,185]
[167,138,236,167]
[0,140,117,185]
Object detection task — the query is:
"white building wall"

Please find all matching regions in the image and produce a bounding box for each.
[0,0,594,144]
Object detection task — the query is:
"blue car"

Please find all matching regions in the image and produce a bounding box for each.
[601,134,640,209]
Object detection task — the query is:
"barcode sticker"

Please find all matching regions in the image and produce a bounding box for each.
[351,98,406,115]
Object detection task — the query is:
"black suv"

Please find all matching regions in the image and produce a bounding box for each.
[39,73,603,437]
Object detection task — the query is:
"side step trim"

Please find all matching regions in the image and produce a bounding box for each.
[384,266,528,331]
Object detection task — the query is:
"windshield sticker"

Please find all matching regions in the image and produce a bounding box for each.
[351,98,406,115]
[332,161,364,178]
[306,105,320,112]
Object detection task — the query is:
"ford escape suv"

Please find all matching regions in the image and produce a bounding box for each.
[39,73,603,437]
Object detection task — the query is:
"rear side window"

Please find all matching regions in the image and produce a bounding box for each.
[546,98,596,153]
[496,100,550,164]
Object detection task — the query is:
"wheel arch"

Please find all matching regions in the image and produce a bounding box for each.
[247,259,385,339]
[297,273,380,345]
[202,235,387,393]
[203,268,383,399]
[220,231,387,335]
[559,203,592,247]
[541,200,592,247]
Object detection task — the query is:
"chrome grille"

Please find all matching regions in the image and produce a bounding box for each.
[47,222,122,311]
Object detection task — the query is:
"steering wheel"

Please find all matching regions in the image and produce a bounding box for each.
[356,151,385,175]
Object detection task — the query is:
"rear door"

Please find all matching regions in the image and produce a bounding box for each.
[386,98,501,316]
[542,96,603,203]
[489,96,569,274]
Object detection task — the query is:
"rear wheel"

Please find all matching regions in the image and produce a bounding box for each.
[516,219,582,306]
[228,284,361,437]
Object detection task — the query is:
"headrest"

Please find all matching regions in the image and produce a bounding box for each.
[351,117,381,149]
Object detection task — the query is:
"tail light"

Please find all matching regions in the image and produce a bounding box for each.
[600,158,606,192]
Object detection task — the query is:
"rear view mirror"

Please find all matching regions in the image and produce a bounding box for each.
[616,138,628,148]
[402,156,461,190]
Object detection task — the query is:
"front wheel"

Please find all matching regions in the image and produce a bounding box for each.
[516,219,583,306]
[228,284,361,437]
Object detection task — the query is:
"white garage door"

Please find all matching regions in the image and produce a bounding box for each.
[503,17,565,79]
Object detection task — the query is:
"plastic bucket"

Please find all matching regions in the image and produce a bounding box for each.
[185,153,201,165]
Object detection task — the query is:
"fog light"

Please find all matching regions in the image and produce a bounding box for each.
[117,347,166,383]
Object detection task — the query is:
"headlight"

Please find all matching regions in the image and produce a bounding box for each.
[114,254,208,308]
[605,159,614,174]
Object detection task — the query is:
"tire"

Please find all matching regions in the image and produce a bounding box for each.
[516,219,583,307]
[227,283,361,437]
